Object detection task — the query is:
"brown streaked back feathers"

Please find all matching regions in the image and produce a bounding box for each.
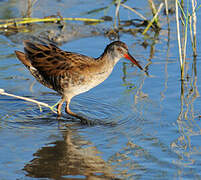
[21,40,95,76]
[15,40,98,93]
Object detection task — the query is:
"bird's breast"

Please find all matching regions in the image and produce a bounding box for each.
[63,63,114,96]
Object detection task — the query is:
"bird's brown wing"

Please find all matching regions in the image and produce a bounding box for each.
[23,40,95,76]
[21,41,95,92]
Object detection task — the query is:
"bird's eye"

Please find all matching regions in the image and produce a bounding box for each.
[117,48,123,53]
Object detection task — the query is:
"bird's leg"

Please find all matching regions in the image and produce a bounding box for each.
[65,98,77,117]
[57,97,65,116]
[65,98,93,124]
[65,98,94,125]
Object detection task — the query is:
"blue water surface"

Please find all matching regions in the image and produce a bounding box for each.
[0,0,201,179]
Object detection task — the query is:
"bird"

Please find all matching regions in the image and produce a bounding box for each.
[15,40,143,118]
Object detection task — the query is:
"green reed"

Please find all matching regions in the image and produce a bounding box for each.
[175,0,200,80]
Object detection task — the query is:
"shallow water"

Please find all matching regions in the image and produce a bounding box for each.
[1,0,201,179]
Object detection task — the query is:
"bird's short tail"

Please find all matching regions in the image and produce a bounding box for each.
[15,50,32,68]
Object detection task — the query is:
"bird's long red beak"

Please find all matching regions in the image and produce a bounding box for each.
[124,53,143,70]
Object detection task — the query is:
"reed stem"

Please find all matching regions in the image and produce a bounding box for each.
[148,0,159,25]
[142,3,163,35]
[182,0,189,63]
[114,0,121,29]
[191,0,197,56]
[175,0,183,78]
[164,0,169,16]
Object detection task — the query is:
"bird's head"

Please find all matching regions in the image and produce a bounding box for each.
[105,41,143,70]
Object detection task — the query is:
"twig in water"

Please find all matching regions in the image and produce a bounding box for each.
[0,17,104,29]
[0,88,57,114]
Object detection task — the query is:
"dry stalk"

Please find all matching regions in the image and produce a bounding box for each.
[148,0,156,12]
[142,3,163,35]
[114,0,121,29]
[0,17,104,29]
[191,0,197,56]
[26,0,37,17]
[164,0,170,31]
[175,0,183,77]
[164,0,169,16]
[148,0,161,29]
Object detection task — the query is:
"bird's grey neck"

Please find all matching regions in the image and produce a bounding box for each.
[99,51,121,65]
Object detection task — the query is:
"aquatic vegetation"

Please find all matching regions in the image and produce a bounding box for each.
[175,0,200,79]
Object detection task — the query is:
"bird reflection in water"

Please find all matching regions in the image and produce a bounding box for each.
[23,125,120,179]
